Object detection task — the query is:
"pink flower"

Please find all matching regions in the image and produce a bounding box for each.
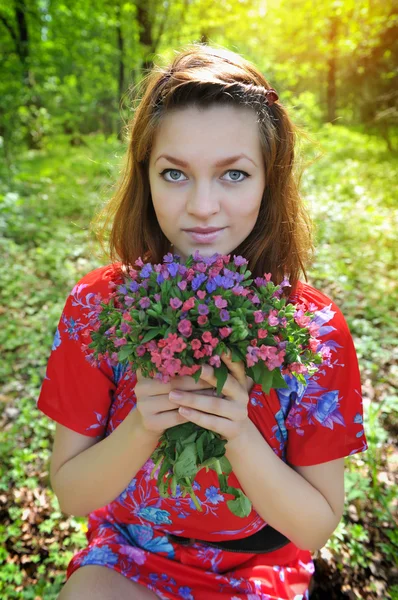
[163,358,182,377]
[122,311,132,321]
[203,344,213,357]
[294,309,311,328]
[202,331,213,343]
[161,346,174,359]
[178,280,187,291]
[135,257,144,267]
[210,354,221,368]
[198,315,208,325]
[288,362,308,374]
[170,297,183,310]
[178,319,192,337]
[219,326,232,338]
[254,310,265,324]
[182,297,195,311]
[197,289,206,299]
[129,269,139,280]
[194,349,205,359]
[196,262,207,273]
[120,322,132,335]
[268,309,279,326]
[136,345,146,356]
[309,337,319,352]
[191,339,202,350]
[114,337,127,347]
[308,322,320,337]
[258,328,268,339]
[214,295,227,309]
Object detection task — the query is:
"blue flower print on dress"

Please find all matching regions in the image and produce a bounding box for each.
[52,327,61,351]
[177,586,195,599]
[85,410,108,434]
[301,390,344,429]
[138,507,173,525]
[204,486,224,505]
[111,522,175,558]
[80,544,119,567]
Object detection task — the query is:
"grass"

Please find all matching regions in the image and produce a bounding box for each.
[0,127,396,599]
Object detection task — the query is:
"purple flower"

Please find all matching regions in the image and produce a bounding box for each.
[139,297,150,309]
[220,309,230,321]
[170,297,183,309]
[167,262,179,277]
[156,273,164,285]
[128,280,139,293]
[233,255,248,267]
[163,252,175,263]
[192,273,207,291]
[213,275,235,289]
[140,264,153,278]
[206,279,218,293]
[118,284,128,295]
[198,304,209,315]
[254,277,266,287]
[280,275,291,289]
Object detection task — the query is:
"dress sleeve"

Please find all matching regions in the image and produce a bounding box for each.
[284,286,368,466]
[36,271,117,438]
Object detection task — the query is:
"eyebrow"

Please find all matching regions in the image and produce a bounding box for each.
[155,153,257,168]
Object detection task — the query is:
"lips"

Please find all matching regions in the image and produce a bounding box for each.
[184,227,224,233]
[183,228,226,244]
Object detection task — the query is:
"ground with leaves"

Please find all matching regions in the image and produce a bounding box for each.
[0,128,397,599]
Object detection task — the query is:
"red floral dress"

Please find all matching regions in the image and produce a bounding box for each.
[37,263,368,600]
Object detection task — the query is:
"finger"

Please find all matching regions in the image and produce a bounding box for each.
[168,390,245,421]
[145,407,190,433]
[220,352,247,388]
[175,406,237,440]
[199,363,241,399]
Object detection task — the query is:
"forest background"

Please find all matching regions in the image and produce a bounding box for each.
[0,0,397,599]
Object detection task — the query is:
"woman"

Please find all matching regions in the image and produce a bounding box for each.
[37,43,368,599]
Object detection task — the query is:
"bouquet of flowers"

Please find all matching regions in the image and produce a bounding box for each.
[85,251,326,517]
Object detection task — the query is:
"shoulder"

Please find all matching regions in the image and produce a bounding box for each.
[67,262,125,317]
[70,262,124,299]
[288,280,352,344]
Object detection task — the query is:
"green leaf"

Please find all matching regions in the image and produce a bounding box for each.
[214,362,229,396]
[117,343,134,361]
[260,367,274,395]
[227,490,252,518]
[271,368,289,389]
[218,455,233,475]
[173,443,198,479]
[196,432,206,463]
[141,328,162,343]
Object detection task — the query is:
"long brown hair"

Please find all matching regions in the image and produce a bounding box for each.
[91,43,315,298]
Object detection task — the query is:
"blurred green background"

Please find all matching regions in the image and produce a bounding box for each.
[0,1,397,599]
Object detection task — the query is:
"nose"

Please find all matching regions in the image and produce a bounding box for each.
[186,184,220,218]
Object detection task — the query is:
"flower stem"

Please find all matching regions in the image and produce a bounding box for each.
[150,455,163,479]
[185,477,202,511]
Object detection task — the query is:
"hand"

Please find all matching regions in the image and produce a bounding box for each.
[134,369,215,440]
[168,352,254,442]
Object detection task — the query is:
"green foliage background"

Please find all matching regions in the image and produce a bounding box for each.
[0,0,397,598]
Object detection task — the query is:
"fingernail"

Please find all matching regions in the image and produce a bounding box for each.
[169,390,182,400]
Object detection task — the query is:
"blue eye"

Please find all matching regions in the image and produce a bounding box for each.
[159,169,250,183]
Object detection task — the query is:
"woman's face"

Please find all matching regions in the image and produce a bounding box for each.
[148,104,266,262]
